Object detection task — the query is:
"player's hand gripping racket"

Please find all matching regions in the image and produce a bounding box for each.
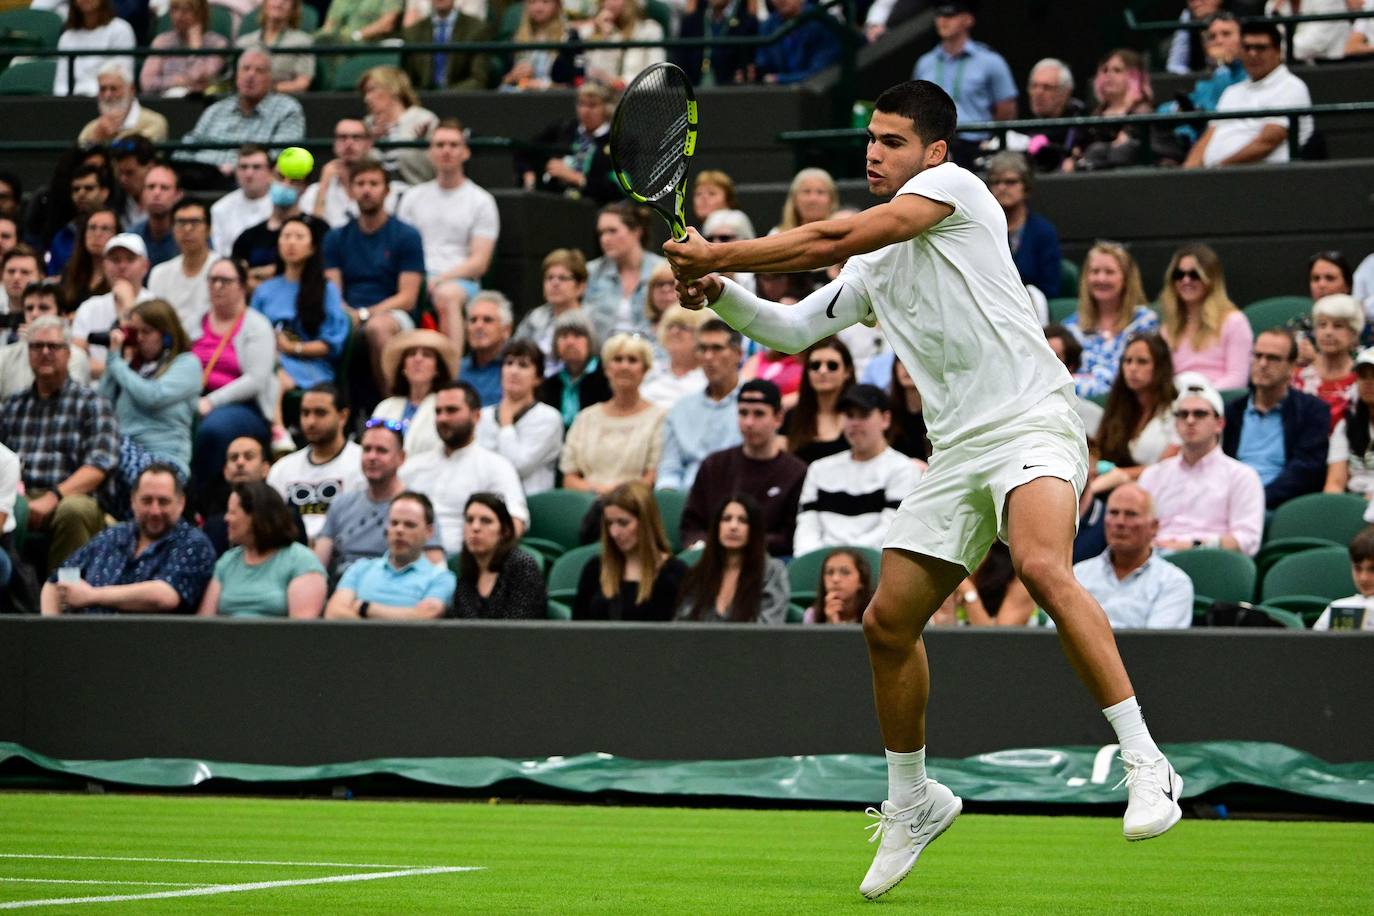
[609,62,698,242]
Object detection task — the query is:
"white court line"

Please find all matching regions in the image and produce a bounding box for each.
[0,855,436,869]
[0,880,204,887]
[0,866,480,909]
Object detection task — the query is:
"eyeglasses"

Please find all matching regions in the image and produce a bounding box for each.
[1171,268,1202,283]
[208,275,239,286]
[695,342,728,354]
[650,280,677,289]
[364,417,407,433]
[988,177,1022,187]
[1173,408,1214,421]
[173,217,206,228]
[27,341,68,353]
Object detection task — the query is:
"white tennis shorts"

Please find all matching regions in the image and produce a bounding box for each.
[883,390,1089,573]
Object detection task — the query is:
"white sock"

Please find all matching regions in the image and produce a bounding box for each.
[1102,696,1163,759]
[885,747,928,809]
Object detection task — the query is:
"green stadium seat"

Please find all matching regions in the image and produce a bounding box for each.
[654,488,687,552]
[1254,492,1368,578]
[1220,387,1249,404]
[546,598,572,620]
[786,546,881,612]
[1260,545,1355,626]
[545,541,601,604]
[496,1,523,39]
[786,601,808,624]
[644,0,672,36]
[11,492,28,554]
[1047,297,1077,325]
[1163,548,1256,617]
[154,5,235,41]
[677,546,702,567]
[1243,296,1312,336]
[523,488,597,560]
[1059,259,1079,298]
[0,9,63,48]
[328,51,400,91]
[0,59,55,95]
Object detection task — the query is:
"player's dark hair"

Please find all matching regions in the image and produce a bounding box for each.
[230,480,298,552]
[787,336,855,454]
[1098,332,1177,468]
[1349,527,1374,565]
[273,215,326,336]
[678,493,768,622]
[810,548,873,624]
[459,492,517,582]
[1241,20,1283,49]
[874,80,957,149]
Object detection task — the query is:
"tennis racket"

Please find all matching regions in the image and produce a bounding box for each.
[609,62,698,242]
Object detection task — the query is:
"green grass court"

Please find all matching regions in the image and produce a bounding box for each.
[2,794,1370,913]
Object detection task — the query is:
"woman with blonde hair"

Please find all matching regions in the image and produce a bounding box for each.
[1159,243,1252,390]
[641,301,708,410]
[237,0,316,93]
[579,0,666,90]
[358,66,438,184]
[502,0,581,89]
[560,332,667,494]
[141,0,229,96]
[1296,294,1363,430]
[773,167,838,234]
[573,480,687,621]
[1063,241,1158,398]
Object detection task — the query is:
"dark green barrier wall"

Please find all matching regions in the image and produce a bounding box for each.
[2,618,1370,766]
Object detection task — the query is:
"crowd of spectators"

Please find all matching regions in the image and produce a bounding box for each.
[1,2,1372,629]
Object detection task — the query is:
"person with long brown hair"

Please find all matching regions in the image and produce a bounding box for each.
[451,493,547,619]
[783,335,855,463]
[60,207,119,310]
[1063,241,1158,398]
[573,480,687,621]
[676,494,788,623]
[1090,333,1180,496]
[803,547,874,624]
[1158,243,1251,390]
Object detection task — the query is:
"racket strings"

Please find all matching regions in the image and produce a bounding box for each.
[615,68,691,201]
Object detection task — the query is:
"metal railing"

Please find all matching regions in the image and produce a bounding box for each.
[778,101,1374,173]
[1124,7,1374,66]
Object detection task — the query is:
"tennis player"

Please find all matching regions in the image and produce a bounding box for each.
[665,80,1182,899]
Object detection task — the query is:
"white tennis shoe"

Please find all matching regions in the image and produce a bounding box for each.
[859,778,962,900]
[1117,750,1184,840]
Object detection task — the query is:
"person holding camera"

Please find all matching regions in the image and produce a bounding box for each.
[71,233,155,379]
[99,299,202,516]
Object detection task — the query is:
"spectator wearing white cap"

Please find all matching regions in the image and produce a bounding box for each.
[1138,373,1265,555]
[71,232,156,377]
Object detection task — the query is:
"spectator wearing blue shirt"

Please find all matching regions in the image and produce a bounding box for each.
[325,490,457,620]
[658,319,744,491]
[40,463,215,615]
[984,151,1061,298]
[912,2,1017,164]
[459,292,512,407]
[322,158,425,396]
[752,0,842,85]
[1222,328,1329,509]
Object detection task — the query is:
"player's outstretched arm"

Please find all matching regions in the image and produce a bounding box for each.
[681,274,871,355]
[664,195,953,281]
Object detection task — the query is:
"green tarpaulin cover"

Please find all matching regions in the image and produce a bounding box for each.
[2,741,1371,806]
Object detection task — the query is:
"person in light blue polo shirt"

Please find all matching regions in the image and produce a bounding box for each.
[911,2,1017,165]
[657,319,744,491]
[324,491,456,620]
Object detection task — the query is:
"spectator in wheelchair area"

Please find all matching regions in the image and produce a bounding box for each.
[1312,526,1374,631]
[198,480,326,617]
[675,494,788,624]
[1139,375,1265,556]
[802,547,874,625]
[451,492,548,619]
[573,480,687,621]
[41,463,215,615]
[1222,327,1330,509]
[325,491,458,620]
[1069,483,1194,630]
[1,315,118,573]
[315,419,447,581]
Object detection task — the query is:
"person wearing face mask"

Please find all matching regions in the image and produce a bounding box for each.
[232,162,328,290]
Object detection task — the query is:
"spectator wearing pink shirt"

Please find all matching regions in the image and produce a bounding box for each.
[1139,374,1265,555]
[141,0,230,97]
[1159,244,1252,390]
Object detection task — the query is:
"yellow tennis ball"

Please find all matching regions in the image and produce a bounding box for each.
[278,147,315,180]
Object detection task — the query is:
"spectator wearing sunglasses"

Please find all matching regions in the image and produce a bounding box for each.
[1139,374,1264,555]
[1158,244,1251,391]
[699,208,757,294]
[0,279,93,400]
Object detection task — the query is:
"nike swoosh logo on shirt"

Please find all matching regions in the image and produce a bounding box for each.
[825,287,843,319]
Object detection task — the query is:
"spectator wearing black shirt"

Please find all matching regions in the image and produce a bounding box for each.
[573,480,687,621]
[451,492,547,619]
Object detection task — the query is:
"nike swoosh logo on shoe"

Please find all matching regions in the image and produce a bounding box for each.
[906,806,933,837]
[1162,770,1175,802]
[825,287,842,319]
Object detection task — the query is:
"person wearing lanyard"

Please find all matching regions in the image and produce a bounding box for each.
[910,2,1017,166]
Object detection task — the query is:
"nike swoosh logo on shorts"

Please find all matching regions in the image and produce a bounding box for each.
[825,287,842,319]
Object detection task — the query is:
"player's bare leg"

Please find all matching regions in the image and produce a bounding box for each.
[857,548,966,899]
[1005,476,1183,841]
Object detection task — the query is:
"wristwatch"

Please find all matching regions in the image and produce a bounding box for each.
[358,601,370,618]
[294,342,303,356]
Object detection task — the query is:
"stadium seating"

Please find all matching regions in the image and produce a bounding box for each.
[0,58,54,94]
[677,546,702,566]
[1163,548,1256,618]
[152,6,236,42]
[522,488,597,561]
[1047,297,1076,324]
[1058,259,1079,299]
[0,8,62,51]
[786,546,881,609]
[546,542,601,605]
[1243,296,1313,337]
[1260,546,1356,626]
[1254,492,1367,578]
[327,52,400,91]
[653,488,686,552]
